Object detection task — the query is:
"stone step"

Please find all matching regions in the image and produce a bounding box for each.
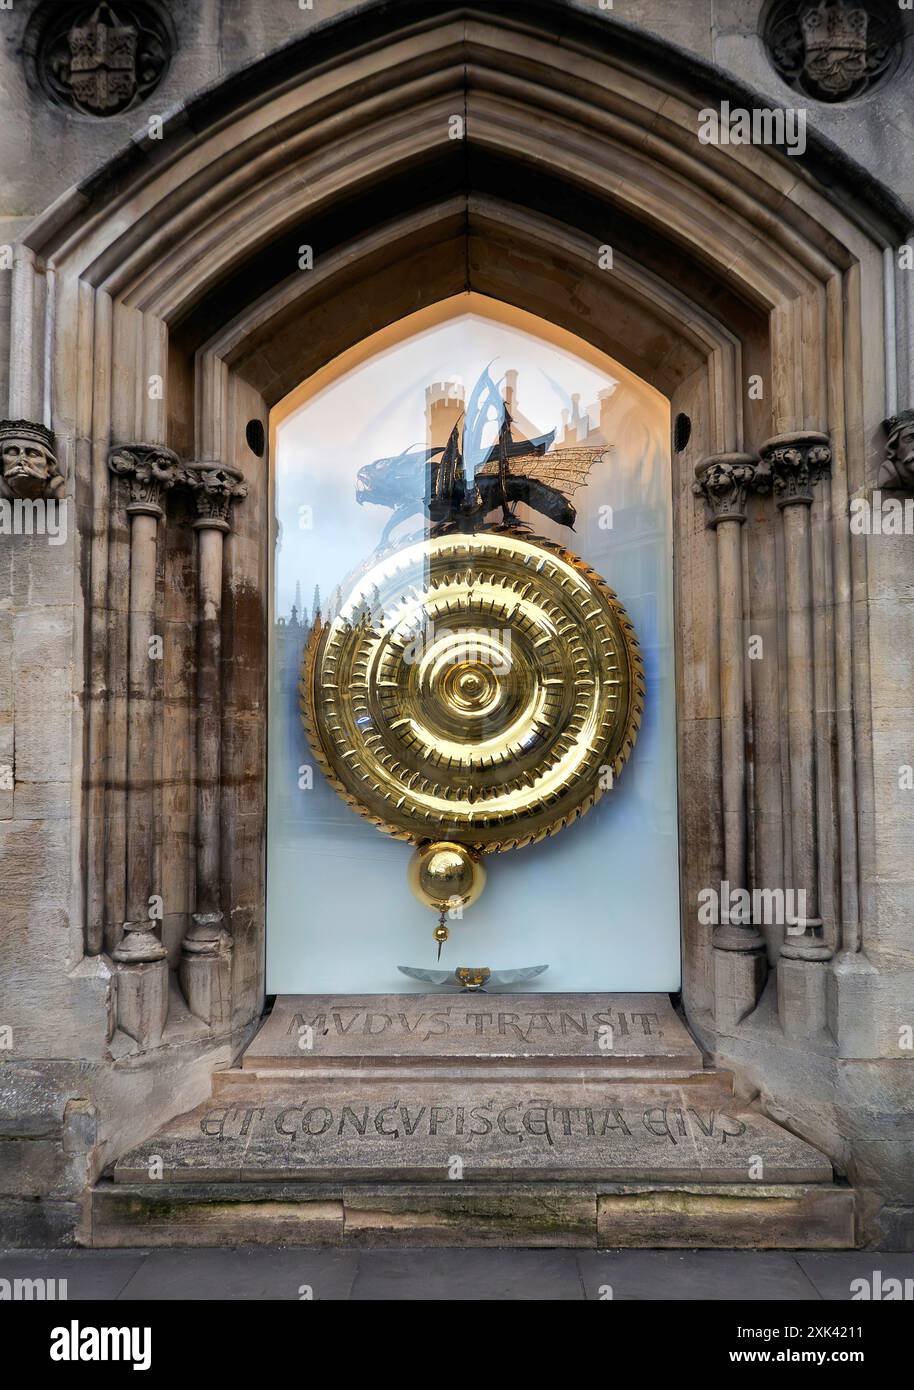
[113,1080,833,1186]
[217,1065,730,1090]
[240,992,708,1081]
[95,994,854,1250]
[87,1178,856,1249]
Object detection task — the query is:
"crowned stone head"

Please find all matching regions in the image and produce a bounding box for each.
[0,420,63,500]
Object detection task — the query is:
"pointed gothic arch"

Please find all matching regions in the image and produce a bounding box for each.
[9,0,907,1190]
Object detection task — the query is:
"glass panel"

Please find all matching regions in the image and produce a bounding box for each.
[268,296,678,992]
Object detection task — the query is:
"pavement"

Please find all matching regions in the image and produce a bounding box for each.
[1,1247,912,1300]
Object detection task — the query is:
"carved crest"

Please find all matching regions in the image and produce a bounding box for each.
[37,2,171,117]
[764,0,900,102]
[800,1,868,97]
[68,5,139,113]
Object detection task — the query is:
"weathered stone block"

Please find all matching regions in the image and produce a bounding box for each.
[0,1198,80,1248]
[714,948,767,1030]
[829,954,914,1058]
[778,956,829,1039]
[11,666,72,784]
[0,1137,87,1199]
[88,1186,344,1248]
[115,959,168,1050]
[341,1184,597,1247]
[597,1182,855,1248]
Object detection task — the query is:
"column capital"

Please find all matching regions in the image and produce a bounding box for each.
[185,461,248,531]
[758,431,831,508]
[692,452,759,525]
[108,443,183,518]
[0,419,64,500]
[879,408,914,491]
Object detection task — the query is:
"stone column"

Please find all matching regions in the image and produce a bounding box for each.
[758,432,833,1039]
[179,464,247,1027]
[693,454,766,1027]
[107,444,184,1047]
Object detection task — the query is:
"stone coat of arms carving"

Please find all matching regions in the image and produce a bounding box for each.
[764,0,900,101]
[800,1,869,97]
[68,5,139,113]
[37,2,171,117]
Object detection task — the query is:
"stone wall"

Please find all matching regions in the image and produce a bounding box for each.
[0,0,912,1248]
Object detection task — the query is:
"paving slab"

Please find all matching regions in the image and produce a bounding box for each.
[8,1249,886,1298]
[115,1247,359,1301]
[0,1249,149,1300]
[350,1247,585,1300]
[795,1252,914,1301]
[577,1249,823,1301]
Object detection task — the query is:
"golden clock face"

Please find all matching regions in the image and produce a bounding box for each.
[300,529,643,853]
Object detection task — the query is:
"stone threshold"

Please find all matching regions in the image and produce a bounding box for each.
[86,1179,856,1249]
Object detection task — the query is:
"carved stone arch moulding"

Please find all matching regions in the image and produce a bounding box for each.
[9,0,900,1067]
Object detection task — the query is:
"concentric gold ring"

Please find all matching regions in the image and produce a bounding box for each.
[299,529,644,852]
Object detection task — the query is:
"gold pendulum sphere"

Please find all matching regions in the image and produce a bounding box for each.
[407,841,486,914]
[407,841,486,955]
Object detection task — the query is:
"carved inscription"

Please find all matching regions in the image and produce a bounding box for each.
[285,1006,663,1045]
[199,1100,747,1148]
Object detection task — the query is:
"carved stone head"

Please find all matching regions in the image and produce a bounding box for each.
[0,420,63,500]
[881,410,914,491]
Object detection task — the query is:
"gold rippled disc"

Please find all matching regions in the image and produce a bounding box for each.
[299,530,644,852]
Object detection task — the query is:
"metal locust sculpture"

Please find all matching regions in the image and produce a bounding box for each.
[355,367,607,546]
[300,368,645,958]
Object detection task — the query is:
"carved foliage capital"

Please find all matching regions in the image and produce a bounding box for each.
[0,419,64,500]
[692,452,759,525]
[108,443,182,517]
[879,409,914,492]
[185,462,248,531]
[758,432,832,507]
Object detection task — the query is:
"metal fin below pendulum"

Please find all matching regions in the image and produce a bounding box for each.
[434,911,449,961]
[397,964,550,990]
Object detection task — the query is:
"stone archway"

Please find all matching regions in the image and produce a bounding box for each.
[6,0,906,1234]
